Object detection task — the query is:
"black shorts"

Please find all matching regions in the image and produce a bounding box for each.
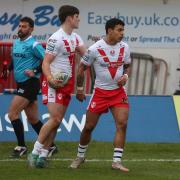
[16,78,40,102]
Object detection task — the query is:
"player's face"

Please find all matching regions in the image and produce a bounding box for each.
[110,24,124,43]
[70,14,80,29]
[18,22,33,40]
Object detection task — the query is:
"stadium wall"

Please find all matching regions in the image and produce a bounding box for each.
[1,0,180,94]
[0,95,180,143]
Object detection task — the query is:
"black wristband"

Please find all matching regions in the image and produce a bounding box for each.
[33,64,42,74]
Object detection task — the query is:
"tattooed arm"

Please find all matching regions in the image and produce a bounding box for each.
[117,63,131,87]
[76,62,88,102]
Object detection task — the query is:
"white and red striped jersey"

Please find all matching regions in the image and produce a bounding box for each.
[46,28,84,77]
[81,39,131,90]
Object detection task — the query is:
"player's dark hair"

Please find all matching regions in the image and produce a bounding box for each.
[58,5,79,24]
[20,17,34,28]
[105,18,125,34]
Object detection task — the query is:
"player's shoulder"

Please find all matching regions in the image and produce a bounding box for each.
[72,31,81,39]
[47,29,61,44]
[26,36,42,49]
[118,41,129,49]
[24,36,36,46]
[13,39,20,50]
[89,39,104,50]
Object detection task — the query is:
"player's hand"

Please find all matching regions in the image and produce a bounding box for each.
[76,90,86,102]
[24,69,35,77]
[117,74,128,87]
[48,76,64,89]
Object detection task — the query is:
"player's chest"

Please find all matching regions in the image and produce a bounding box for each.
[95,47,125,67]
[61,37,78,55]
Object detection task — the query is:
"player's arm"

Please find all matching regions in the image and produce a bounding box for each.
[76,62,88,102]
[32,43,45,74]
[123,63,131,76]
[42,53,62,89]
[117,44,131,87]
[42,37,63,89]
[117,63,131,87]
[33,43,45,60]
[76,44,86,57]
[42,53,54,80]
[24,43,44,77]
[75,43,87,101]
[75,34,86,57]
[76,48,94,102]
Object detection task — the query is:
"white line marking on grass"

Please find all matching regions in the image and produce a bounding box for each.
[1,158,180,162]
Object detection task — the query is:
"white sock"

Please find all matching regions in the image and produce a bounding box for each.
[77,144,88,158]
[32,141,44,155]
[113,148,123,162]
[39,148,49,158]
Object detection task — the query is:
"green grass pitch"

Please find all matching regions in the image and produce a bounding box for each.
[0,141,180,180]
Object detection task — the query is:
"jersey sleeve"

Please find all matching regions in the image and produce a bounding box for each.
[45,35,61,56]
[124,44,131,64]
[32,42,45,60]
[81,46,96,66]
[75,33,84,47]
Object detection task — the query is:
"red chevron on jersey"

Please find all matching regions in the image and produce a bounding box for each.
[97,47,124,79]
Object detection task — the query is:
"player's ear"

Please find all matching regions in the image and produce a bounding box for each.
[31,27,34,32]
[108,28,113,35]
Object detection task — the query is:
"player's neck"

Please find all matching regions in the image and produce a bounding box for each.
[20,34,31,41]
[104,36,117,46]
[61,24,73,35]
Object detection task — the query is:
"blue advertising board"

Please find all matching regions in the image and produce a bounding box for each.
[0,95,179,142]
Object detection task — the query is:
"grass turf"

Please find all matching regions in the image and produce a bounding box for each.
[0,142,180,180]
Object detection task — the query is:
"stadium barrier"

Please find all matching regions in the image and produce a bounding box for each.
[0,42,168,95]
[0,94,180,143]
[0,42,92,94]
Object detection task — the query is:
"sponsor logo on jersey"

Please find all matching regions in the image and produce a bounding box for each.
[49,93,54,98]
[99,60,124,68]
[99,61,109,67]
[109,61,124,68]
[14,53,27,58]
[22,46,30,51]
[47,43,55,51]
[48,39,57,43]
[110,50,115,56]
[82,54,90,62]
[62,52,71,56]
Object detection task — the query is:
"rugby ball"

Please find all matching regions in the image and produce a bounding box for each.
[53,71,70,86]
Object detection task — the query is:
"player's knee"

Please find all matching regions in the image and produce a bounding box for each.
[50,116,62,127]
[117,121,128,130]
[83,124,95,133]
[26,115,38,124]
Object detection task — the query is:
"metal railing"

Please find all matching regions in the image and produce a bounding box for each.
[0,43,168,95]
[126,53,169,95]
[89,52,169,95]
